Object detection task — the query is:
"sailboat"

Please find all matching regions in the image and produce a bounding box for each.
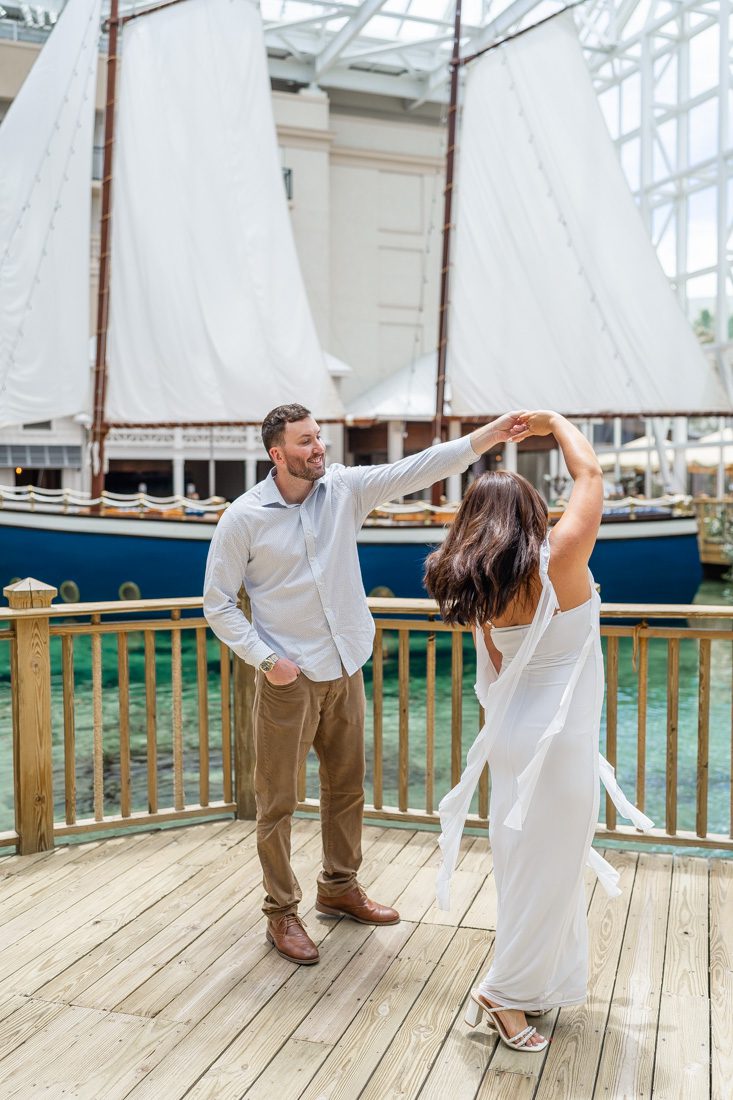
[0,0,729,603]
[0,0,344,599]
[348,8,731,604]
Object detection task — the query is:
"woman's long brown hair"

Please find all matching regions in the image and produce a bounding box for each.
[424,471,549,626]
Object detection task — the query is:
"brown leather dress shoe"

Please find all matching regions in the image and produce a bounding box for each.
[316,885,400,925]
[266,914,319,965]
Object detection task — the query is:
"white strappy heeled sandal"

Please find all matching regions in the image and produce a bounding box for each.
[464,989,549,1052]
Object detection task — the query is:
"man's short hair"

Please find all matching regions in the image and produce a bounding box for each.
[261,403,312,454]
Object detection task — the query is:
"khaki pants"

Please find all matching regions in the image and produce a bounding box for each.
[253,667,366,917]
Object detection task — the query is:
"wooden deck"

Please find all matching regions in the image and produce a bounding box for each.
[0,818,730,1099]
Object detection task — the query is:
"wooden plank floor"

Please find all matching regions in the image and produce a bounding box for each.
[0,819,729,1099]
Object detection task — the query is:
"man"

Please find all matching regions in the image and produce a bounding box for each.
[203,403,528,965]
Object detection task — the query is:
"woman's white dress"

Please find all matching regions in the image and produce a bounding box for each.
[436,539,652,1013]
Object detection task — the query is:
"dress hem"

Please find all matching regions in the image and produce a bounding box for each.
[476,989,587,1013]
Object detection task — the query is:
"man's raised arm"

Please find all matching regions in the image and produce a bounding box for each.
[345,412,529,519]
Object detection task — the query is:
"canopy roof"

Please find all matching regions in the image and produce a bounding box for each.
[346,351,443,421]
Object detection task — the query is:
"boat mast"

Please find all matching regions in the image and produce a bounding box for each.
[90,0,195,504]
[90,0,120,503]
[432,0,462,506]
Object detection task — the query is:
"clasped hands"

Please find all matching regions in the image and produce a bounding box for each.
[490,410,558,445]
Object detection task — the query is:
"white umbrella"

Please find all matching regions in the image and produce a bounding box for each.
[684,428,733,469]
[598,434,672,472]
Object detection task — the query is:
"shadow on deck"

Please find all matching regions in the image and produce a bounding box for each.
[0,819,730,1099]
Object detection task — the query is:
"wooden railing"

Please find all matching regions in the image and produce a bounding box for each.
[303,597,733,853]
[0,579,239,853]
[2,579,733,854]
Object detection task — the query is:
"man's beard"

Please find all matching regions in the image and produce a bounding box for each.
[284,455,326,482]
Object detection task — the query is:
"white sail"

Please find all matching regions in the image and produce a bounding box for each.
[447,12,731,418]
[0,0,101,427]
[106,0,342,424]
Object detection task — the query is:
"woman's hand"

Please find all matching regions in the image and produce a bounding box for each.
[487,411,531,445]
[516,410,559,438]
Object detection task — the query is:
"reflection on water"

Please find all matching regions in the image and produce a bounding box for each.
[696,578,733,613]
[1,578,732,841]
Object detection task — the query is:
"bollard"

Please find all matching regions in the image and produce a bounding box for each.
[4,578,57,854]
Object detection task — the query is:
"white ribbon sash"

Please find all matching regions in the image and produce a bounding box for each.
[591,755,655,897]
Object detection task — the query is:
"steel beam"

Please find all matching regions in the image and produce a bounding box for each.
[315,0,389,80]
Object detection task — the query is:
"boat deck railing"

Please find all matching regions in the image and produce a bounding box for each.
[0,483,227,516]
[2,577,733,855]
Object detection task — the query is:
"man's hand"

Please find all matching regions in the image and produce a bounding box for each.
[265,657,301,685]
[469,411,530,456]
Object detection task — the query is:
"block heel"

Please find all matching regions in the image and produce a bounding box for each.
[464,989,548,1052]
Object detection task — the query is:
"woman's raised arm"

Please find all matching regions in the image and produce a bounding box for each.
[519,411,603,566]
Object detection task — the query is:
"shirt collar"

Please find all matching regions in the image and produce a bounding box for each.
[260,467,325,508]
[260,468,287,507]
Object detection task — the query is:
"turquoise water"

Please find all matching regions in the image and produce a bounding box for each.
[1,580,732,839]
[0,630,228,831]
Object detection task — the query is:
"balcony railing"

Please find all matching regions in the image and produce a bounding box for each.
[2,579,733,854]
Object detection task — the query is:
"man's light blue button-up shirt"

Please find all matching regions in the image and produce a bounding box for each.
[203,434,479,681]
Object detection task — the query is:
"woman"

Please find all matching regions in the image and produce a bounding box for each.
[424,411,652,1053]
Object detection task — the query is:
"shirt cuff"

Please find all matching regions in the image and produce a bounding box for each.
[458,433,482,462]
[243,638,277,669]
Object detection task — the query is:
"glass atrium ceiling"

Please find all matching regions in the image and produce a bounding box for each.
[261,0,569,101]
[2,0,690,103]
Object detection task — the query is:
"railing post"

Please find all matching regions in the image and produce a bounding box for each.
[233,587,256,819]
[4,578,58,854]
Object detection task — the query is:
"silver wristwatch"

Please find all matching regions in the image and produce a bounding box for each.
[258,653,280,672]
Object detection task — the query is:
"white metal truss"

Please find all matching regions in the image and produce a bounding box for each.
[262,0,563,99]
[581,0,733,397]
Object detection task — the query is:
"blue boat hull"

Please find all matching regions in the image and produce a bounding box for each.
[0,521,210,602]
[0,512,702,605]
[358,530,702,604]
